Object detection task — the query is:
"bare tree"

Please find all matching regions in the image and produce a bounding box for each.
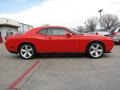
[76,26,85,33]
[101,14,119,30]
[86,17,98,32]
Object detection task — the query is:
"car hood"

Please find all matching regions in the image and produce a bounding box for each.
[79,34,112,40]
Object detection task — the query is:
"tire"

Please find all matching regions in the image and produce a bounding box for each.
[118,40,120,45]
[87,42,104,58]
[19,44,35,59]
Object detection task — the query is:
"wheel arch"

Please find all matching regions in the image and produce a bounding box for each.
[86,40,105,53]
[17,42,36,53]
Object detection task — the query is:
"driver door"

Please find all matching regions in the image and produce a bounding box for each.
[38,27,80,53]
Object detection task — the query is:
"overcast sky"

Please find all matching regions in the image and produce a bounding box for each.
[0,0,120,28]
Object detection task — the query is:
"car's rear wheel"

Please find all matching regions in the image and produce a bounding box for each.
[19,44,35,59]
[87,42,104,58]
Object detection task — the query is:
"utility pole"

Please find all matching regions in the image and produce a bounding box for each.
[84,22,86,33]
[98,9,103,29]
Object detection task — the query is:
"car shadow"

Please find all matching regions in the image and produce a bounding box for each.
[10,53,110,60]
[35,53,89,59]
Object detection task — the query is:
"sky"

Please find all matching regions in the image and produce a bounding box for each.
[0,0,43,13]
[0,0,120,28]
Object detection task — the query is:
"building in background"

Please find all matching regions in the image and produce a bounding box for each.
[0,18,33,42]
[18,23,33,34]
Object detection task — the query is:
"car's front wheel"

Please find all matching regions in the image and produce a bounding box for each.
[19,44,35,59]
[87,42,104,58]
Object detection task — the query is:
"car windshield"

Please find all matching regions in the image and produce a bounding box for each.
[68,28,82,35]
[110,28,116,33]
[97,29,109,32]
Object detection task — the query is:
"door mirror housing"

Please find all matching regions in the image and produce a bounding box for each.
[66,33,72,38]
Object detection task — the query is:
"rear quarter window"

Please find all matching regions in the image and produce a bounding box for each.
[38,29,48,35]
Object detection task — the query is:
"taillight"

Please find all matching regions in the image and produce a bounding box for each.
[113,32,117,36]
[0,37,2,43]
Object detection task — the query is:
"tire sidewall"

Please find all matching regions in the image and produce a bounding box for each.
[87,42,104,58]
[19,44,35,59]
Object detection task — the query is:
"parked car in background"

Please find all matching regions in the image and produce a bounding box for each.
[5,26,114,59]
[95,29,110,36]
[110,27,120,44]
[0,37,2,43]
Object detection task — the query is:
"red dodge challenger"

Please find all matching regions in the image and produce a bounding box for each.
[5,26,114,59]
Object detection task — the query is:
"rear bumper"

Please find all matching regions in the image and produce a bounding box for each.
[5,42,18,54]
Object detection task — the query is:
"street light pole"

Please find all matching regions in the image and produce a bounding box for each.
[98,9,103,29]
[84,22,86,33]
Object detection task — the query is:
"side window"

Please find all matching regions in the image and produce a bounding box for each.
[38,29,48,35]
[38,28,70,35]
[47,28,69,35]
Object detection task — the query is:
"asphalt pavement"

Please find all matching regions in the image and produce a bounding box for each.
[0,44,120,90]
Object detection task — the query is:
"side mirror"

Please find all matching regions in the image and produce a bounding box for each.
[66,33,71,38]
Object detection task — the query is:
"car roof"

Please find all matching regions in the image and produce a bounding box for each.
[24,26,69,35]
[38,26,68,29]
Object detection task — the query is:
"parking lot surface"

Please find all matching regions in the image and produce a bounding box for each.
[0,44,120,90]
